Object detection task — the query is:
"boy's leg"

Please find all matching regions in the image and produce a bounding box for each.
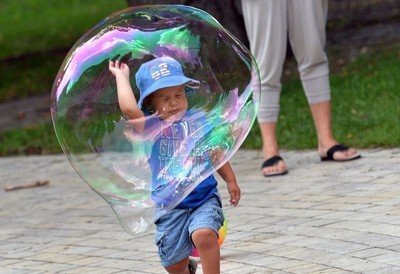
[155,209,193,273]
[165,258,191,274]
[191,228,220,274]
[188,195,224,274]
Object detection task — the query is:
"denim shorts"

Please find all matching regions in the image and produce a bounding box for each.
[154,194,224,267]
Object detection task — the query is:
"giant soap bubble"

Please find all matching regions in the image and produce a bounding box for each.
[51,5,260,235]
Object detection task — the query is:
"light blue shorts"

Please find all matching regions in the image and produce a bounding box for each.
[154,194,224,267]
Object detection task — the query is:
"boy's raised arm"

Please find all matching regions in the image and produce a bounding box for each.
[109,60,145,121]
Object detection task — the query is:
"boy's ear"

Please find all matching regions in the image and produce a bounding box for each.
[142,96,154,116]
[142,105,154,116]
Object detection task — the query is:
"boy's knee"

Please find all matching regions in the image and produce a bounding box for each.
[192,228,218,248]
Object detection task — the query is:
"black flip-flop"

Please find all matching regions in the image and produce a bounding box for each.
[320,144,361,162]
[261,155,288,177]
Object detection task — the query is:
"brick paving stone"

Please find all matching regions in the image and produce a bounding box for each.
[367,251,400,266]
[265,258,308,271]
[286,262,330,274]
[364,266,400,274]
[1,148,400,273]
[347,247,395,259]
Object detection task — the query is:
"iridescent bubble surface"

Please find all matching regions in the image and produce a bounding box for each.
[51,5,260,235]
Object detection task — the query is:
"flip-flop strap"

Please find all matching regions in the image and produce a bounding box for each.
[261,155,283,169]
[326,144,349,160]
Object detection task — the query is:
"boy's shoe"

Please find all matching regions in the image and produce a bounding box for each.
[188,258,197,274]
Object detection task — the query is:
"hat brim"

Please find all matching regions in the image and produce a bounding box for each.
[137,75,199,109]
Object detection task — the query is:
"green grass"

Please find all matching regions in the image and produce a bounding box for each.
[0,122,61,155]
[0,0,127,100]
[0,0,127,60]
[242,44,400,150]
[330,46,400,148]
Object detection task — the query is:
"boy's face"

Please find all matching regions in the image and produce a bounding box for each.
[151,84,188,121]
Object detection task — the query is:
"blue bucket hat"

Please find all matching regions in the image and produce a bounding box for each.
[135,56,199,109]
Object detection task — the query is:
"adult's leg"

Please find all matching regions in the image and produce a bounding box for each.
[288,0,359,160]
[242,0,288,175]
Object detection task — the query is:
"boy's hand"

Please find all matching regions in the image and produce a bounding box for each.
[227,182,241,207]
[109,60,130,78]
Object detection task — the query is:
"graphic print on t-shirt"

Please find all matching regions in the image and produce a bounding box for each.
[155,118,208,183]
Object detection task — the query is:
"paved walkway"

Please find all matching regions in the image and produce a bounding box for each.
[1,148,400,273]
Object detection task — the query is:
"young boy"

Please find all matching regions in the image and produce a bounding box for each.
[109,56,241,274]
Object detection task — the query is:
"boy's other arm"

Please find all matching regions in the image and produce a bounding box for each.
[216,162,241,206]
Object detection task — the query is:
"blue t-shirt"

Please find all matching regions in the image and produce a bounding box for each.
[145,109,218,209]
